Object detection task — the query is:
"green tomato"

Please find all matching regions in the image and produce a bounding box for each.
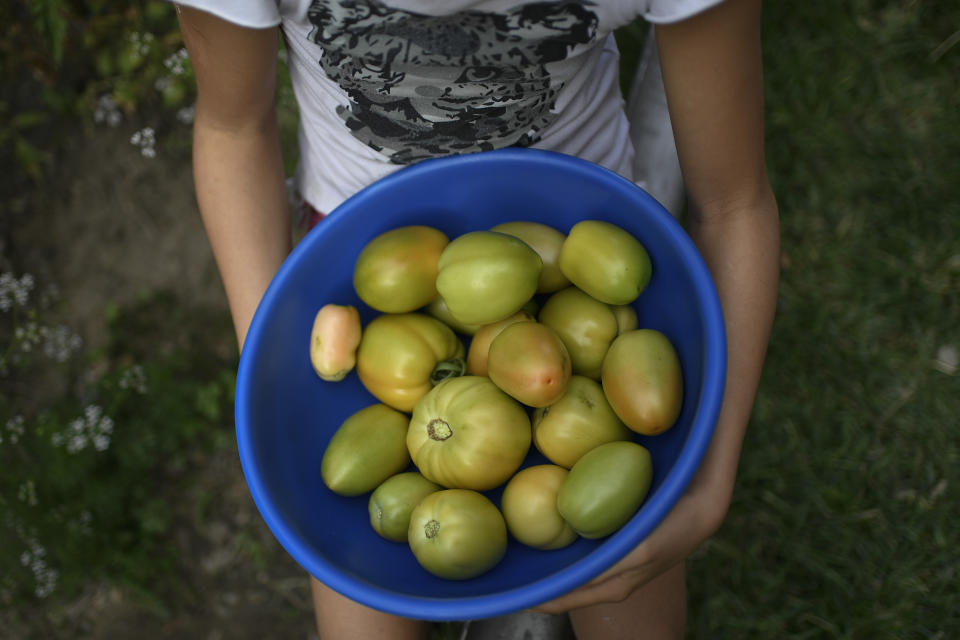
[538,287,620,380]
[557,441,653,539]
[407,376,531,491]
[490,221,570,293]
[436,231,542,325]
[355,313,466,413]
[320,404,411,497]
[500,465,578,550]
[424,296,483,336]
[558,220,652,305]
[408,489,508,580]
[601,329,683,435]
[532,375,633,468]
[611,304,639,335]
[353,225,449,313]
[368,472,442,542]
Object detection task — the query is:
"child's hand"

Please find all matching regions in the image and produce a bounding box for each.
[530,428,734,614]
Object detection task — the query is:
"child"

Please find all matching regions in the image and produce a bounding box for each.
[174,1,779,637]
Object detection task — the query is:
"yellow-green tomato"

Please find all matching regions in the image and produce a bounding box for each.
[487,321,571,408]
[436,231,542,325]
[611,304,638,335]
[353,225,449,313]
[538,287,619,380]
[558,220,652,305]
[601,329,683,435]
[407,376,531,491]
[500,465,577,550]
[320,404,411,497]
[465,310,536,377]
[424,296,483,336]
[356,313,466,413]
[490,221,570,293]
[531,375,633,468]
[408,489,507,580]
[557,441,653,539]
[368,472,442,542]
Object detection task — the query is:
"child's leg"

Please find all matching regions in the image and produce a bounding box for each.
[310,577,431,640]
[567,562,686,640]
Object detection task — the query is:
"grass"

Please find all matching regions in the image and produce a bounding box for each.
[682,2,960,638]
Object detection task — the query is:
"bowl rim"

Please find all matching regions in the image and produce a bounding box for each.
[236,148,727,621]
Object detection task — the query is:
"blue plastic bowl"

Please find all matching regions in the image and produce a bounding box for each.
[236,148,726,621]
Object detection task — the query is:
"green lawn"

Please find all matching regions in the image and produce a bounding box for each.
[684,3,960,637]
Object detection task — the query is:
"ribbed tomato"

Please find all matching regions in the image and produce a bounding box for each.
[406,376,531,491]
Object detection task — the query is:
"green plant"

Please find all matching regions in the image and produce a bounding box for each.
[0,269,237,607]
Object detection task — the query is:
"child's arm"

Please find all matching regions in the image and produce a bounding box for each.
[536,0,779,612]
[177,7,292,349]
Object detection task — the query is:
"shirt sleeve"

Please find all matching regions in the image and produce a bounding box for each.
[169,0,282,28]
[641,0,725,24]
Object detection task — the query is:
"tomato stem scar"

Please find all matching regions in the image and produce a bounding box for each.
[427,418,453,441]
[424,519,440,539]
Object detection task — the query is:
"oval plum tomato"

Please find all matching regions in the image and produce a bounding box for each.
[424,296,483,336]
[407,489,507,580]
[309,303,362,382]
[465,309,536,377]
[538,287,619,380]
[368,472,442,543]
[531,375,633,468]
[407,376,531,491]
[601,329,683,435]
[558,220,652,305]
[500,465,577,550]
[489,220,570,293]
[353,225,449,313]
[320,404,410,497]
[557,441,653,539]
[611,304,638,335]
[435,231,541,325]
[355,313,466,413]
[487,321,571,408]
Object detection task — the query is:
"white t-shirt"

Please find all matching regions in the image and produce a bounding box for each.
[175,0,722,212]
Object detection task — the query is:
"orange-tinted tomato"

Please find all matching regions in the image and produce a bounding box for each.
[601,329,683,435]
[487,321,572,408]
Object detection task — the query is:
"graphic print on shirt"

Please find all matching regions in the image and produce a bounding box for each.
[306,0,598,164]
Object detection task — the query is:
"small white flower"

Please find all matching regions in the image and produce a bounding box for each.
[41,325,82,362]
[20,540,58,598]
[94,94,123,128]
[15,321,42,353]
[176,104,195,125]
[5,415,25,445]
[163,48,190,75]
[130,127,157,158]
[0,272,34,311]
[119,365,148,394]
[52,405,114,454]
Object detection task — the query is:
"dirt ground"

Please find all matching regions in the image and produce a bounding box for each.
[4,127,319,639]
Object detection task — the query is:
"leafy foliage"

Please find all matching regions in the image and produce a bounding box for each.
[1,281,237,605]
